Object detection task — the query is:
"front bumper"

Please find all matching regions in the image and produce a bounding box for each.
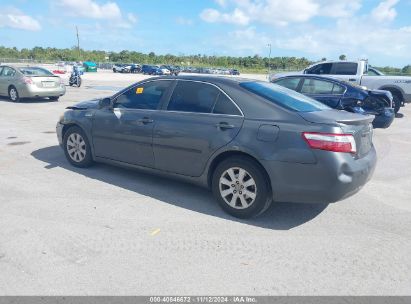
[18,84,66,98]
[261,146,377,204]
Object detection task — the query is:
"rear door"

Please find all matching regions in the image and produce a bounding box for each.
[300,78,345,108]
[92,80,173,167]
[153,80,244,177]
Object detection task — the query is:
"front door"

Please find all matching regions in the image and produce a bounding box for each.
[92,80,173,167]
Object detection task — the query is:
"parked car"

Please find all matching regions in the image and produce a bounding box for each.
[130,64,141,73]
[0,65,66,102]
[159,66,171,75]
[112,64,125,73]
[161,65,179,76]
[230,69,240,75]
[57,76,376,218]
[272,75,395,129]
[83,61,97,72]
[141,65,163,75]
[270,60,411,113]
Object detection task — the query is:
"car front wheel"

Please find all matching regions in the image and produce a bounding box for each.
[63,126,93,168]
[212,156,272,218]
[9,86,20,102]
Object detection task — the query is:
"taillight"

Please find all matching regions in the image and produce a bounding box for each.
[22,77,33,85]
[302,132,357,154]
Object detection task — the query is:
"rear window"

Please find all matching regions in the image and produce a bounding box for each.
[19,67,54,76]
[240,82,330,112]
[332,63,358,75]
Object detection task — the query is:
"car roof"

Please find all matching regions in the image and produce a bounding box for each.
[151,75,258,85]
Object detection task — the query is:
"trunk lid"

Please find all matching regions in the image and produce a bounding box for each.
[299,109,374,158]
[29,76,61,89]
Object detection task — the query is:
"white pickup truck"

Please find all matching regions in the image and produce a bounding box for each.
[270,60,411,113]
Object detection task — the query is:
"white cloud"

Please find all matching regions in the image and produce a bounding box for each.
[176,17,193,25]
[127,13,138,23]
[57,0,122,20]
[200,8,249,25]
[371,0,399,22]
[0,8,41,31]
[55,0,138,29]
[200,0,362,26]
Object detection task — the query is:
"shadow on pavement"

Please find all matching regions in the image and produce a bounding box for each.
[0,96,58,103]
[31,145,329,230]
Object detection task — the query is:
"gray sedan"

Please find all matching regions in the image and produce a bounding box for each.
[56,76,376,218]
[0,65,66,102]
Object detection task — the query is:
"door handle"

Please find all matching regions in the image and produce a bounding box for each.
[348,78,356,82]
[138,117,154,124]
[216,122,235,130]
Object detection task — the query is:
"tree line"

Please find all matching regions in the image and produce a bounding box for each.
[0,46,311,72]
[0,46,409,74]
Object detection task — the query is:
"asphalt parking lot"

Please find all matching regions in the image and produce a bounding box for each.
[0,70,410,295]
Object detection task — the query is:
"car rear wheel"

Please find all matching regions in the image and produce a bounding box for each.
[49,96,59,101]
[391,93,401,114]
[212,156,272,218]
[8,86,20,103]
[63,126,93,168]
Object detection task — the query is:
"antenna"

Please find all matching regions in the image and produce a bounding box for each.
[76,26,80,61]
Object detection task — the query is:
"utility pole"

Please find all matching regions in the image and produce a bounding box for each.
[76,26,80,61]
[267,43,272,78]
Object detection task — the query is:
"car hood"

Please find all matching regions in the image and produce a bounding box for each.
[67,99,101,110]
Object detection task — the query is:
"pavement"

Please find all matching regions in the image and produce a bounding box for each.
[0,70,410,295]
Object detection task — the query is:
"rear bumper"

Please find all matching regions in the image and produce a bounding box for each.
[18,84,66,98]
[262,146,377,204]
[372,108,395,129]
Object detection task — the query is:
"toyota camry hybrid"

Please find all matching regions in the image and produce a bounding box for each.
[56,76,376,218]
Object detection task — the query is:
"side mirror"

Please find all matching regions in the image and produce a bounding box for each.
[100,97,112,109]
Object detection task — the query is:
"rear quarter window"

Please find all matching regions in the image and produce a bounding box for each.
[273,77,301,91]
[240,82,330,112]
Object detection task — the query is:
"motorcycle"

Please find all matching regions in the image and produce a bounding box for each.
[69,66,82,87]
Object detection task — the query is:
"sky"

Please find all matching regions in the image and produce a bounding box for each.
[0,0,411,67]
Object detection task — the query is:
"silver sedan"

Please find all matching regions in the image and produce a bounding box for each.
[0,65,66,102]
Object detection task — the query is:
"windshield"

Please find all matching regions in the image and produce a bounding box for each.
[19,67,54,76]
[240,82,330,112]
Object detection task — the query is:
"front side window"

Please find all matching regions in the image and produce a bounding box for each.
[332,63,358,75]
[273,77,301,91]
[167,81,220,113]
[1,67,16,77]
[301,79,345,95]
[114,80,170,110]
[306,63,332,75]
[240,81,330,112]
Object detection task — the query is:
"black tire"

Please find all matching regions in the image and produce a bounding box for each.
[391,93,401,114]
[8,86,20,102]
[76,78,82,87]
[212,156,272,219]
[63,126,93,168]
[49,96,59,101]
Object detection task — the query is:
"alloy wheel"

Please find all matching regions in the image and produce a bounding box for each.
[219,167,257,209]
[66,133,87,162]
